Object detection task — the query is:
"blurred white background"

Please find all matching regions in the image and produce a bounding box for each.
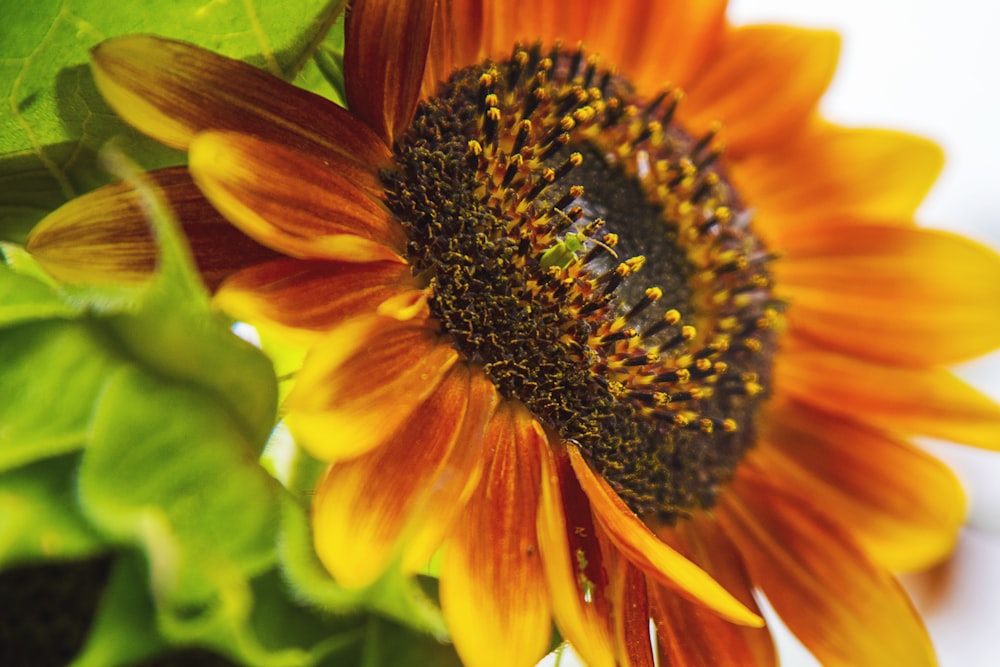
[543,1,1000,664]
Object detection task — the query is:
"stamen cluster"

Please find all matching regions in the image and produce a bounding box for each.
[383,44,779,519]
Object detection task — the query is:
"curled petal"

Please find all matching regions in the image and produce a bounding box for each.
[440,402,551,667]
[718,470,937,667]
[682,26,840,154]
[777,224,1000,365]
[284,314,458,462]
[188,131,406,259]
[345,0,437,146]
[91,34,390,172]
[26,167,277,290]
[568,446,762,627]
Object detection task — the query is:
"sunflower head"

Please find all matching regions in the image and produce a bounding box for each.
[21,1,1000,666]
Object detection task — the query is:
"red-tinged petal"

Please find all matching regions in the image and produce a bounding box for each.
[439,402,551,667]
[731,123,943,241]
[422,0,485,98]
[26,166,277,291]
[91,35,390,171]
[214,258,416,345]
[284,314,458,462]
[536,441,617,667]
[188,131,407,259]
[681,26,840,154]
[567,446,762,627]
[345,0,436,146]
[755,397,966,572]
[610,560,655,667]
[776,224,1000,365]
[775,346,1000,451]
[402,371,499,571]
[651,517,776,667]
[717,470,937,667]
[312,364,473,588]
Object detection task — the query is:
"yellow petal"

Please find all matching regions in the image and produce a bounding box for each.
[682,26,840,154]
[718,470,937,667]
[312,364,474,588]
[26,167,277,290]
[284,314,458,461]
[440,402,552,667]
[775,346,1000,451]
[731,123,943,241]
[755,397,966,572]
[567,446,763,628]
[91,34,391,172]
[777,224,1000,364]
[188,131,407,260]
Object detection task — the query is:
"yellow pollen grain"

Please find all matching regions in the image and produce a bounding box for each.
[664,309,682,325]
[467,139,483,155]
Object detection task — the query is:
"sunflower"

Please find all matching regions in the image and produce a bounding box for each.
[26,1,1000,665]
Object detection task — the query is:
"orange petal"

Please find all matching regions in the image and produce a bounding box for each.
[312,364,475,588]
[26,166,278,291]
[776,224,1000,365]
[422,0,486,98]
[613,0,728,92]
[717,470,937,667]
[567,446,762,628]
[536,441,617,667]
[731,123,943,241]
[682,26,840,154]
[476,0,726,95]
[775,346,1000,451]
[650,517,776,667]
[91,35,390,172]
[439,402,552,667]
[402,371,499,571]
[284,314,459,462]
[188,131,407,260]
[755,397,966,572]
[214,258,417,346]
[344,0,436,146]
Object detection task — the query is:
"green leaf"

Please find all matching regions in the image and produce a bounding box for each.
[0,0,348,240]
[78,365,281,605]
[0,319,125,471]
[0,455,105,568]
[0,250,80,325]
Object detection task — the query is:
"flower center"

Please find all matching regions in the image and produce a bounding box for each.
[382,45,780,520]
